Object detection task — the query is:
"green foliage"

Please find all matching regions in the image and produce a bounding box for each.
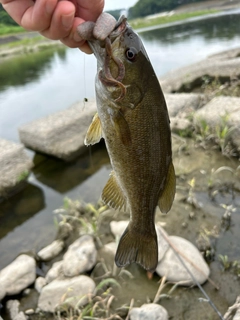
[0,23,24,35]
[130,10,217,29]
[129,0,211,19]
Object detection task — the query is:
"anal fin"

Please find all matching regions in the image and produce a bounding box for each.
[158,161,176,213]
[84,113,102,146]
[101,171,127,211]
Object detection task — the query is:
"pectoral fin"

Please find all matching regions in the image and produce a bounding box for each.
[158,162,176,213]
[111,111,131,146]
[101,171,127,211]
[84,113,102,146]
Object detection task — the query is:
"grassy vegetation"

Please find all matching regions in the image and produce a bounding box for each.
[0,23,25,36]
[130,9,218,30]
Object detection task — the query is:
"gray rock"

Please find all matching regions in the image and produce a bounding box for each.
[0,254,36,300]
[63,235,97,277]
[165,93,204,118]
[34,277,47,293]
[45,261,64,283]
[25,309,35,315]
[194,96,240,151]
[156,236,210,285]
[37,240,64,261]
[19,100,97,161]
[0,139,32,199]
[160,54,240,93]
[129,303,168,320]
[38,275,96,313]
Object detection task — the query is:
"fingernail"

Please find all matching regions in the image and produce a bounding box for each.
[62,13,74,29]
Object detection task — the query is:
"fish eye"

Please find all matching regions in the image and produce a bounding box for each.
[125,47,137,61]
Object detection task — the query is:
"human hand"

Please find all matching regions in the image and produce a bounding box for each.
[0,0,104,53]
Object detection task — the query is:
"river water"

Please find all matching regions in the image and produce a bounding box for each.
[0,9,240,269]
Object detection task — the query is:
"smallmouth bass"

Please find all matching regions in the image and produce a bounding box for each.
[78,14,176,272]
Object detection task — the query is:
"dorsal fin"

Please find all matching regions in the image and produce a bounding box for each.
[158,161,176,213]
[84,113,103,146]
[101,171,127,211]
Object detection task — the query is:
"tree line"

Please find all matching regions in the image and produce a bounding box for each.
[128,0,209,18]
[0,5,17,25]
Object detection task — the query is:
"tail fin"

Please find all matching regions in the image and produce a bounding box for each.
[115,224,158,272]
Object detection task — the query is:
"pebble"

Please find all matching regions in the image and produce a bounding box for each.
[0,254,36,300]
[37,239,64,261]
[129,303,168,320]
[38,275,96,313]
[45,260,63,283]
[156,236,210,285]
[34,277,47,293]
[63,235,97,277]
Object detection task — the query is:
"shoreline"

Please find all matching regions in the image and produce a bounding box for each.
[1,3,239,61]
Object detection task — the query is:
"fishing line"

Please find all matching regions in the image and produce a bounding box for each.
[159,229,224,320]
[83,53,87,109]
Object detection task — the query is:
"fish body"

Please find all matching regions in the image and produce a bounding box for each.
[78,14,176,272]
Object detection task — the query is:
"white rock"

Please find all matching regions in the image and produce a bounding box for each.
[156,226,170,262]
[156,236,210,285]
[103,242,117,256]
[0,254,36,299]
[129,303,168,320]
[34,277,47,293]
[110,220,128,239]
[45,261,63,283]
[38,275,96,313]
[6,300,20,319]
[37,239,64,261]
[63,235,97,277]
[14,312,27,320]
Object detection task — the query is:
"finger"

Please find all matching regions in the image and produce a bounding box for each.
[75,0,105,21]
[2,0,58,31]
[40,1,75,40]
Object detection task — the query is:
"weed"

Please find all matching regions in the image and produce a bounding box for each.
[218,254,231,271]
[17,170,29,182]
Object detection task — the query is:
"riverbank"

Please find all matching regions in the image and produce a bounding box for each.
[1,0,240,61]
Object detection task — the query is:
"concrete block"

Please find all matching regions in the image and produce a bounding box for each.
[0,139,33,199]
[19,100,97,161]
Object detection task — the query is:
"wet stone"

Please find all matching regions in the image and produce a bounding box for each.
[45,260,63,283]
[34,277,47,293]
[63,235,97,277]
[194,96,240,151]
[129,303,168,320]
[19,100,97,161]
[38,275,96,313]
[156,236,210,285]
[0,139,32,199]
[0,254,36,300]
[37,239,64,261]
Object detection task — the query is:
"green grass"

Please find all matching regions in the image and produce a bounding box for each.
[130,9,218,30]
[0,35,45,48]
[0,23,25,36]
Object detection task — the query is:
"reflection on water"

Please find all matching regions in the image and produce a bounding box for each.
[0,184,45,239]
[0,47,66,91]
[32,142,109,193]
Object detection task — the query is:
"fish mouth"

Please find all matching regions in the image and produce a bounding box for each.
[88,16,128,101]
